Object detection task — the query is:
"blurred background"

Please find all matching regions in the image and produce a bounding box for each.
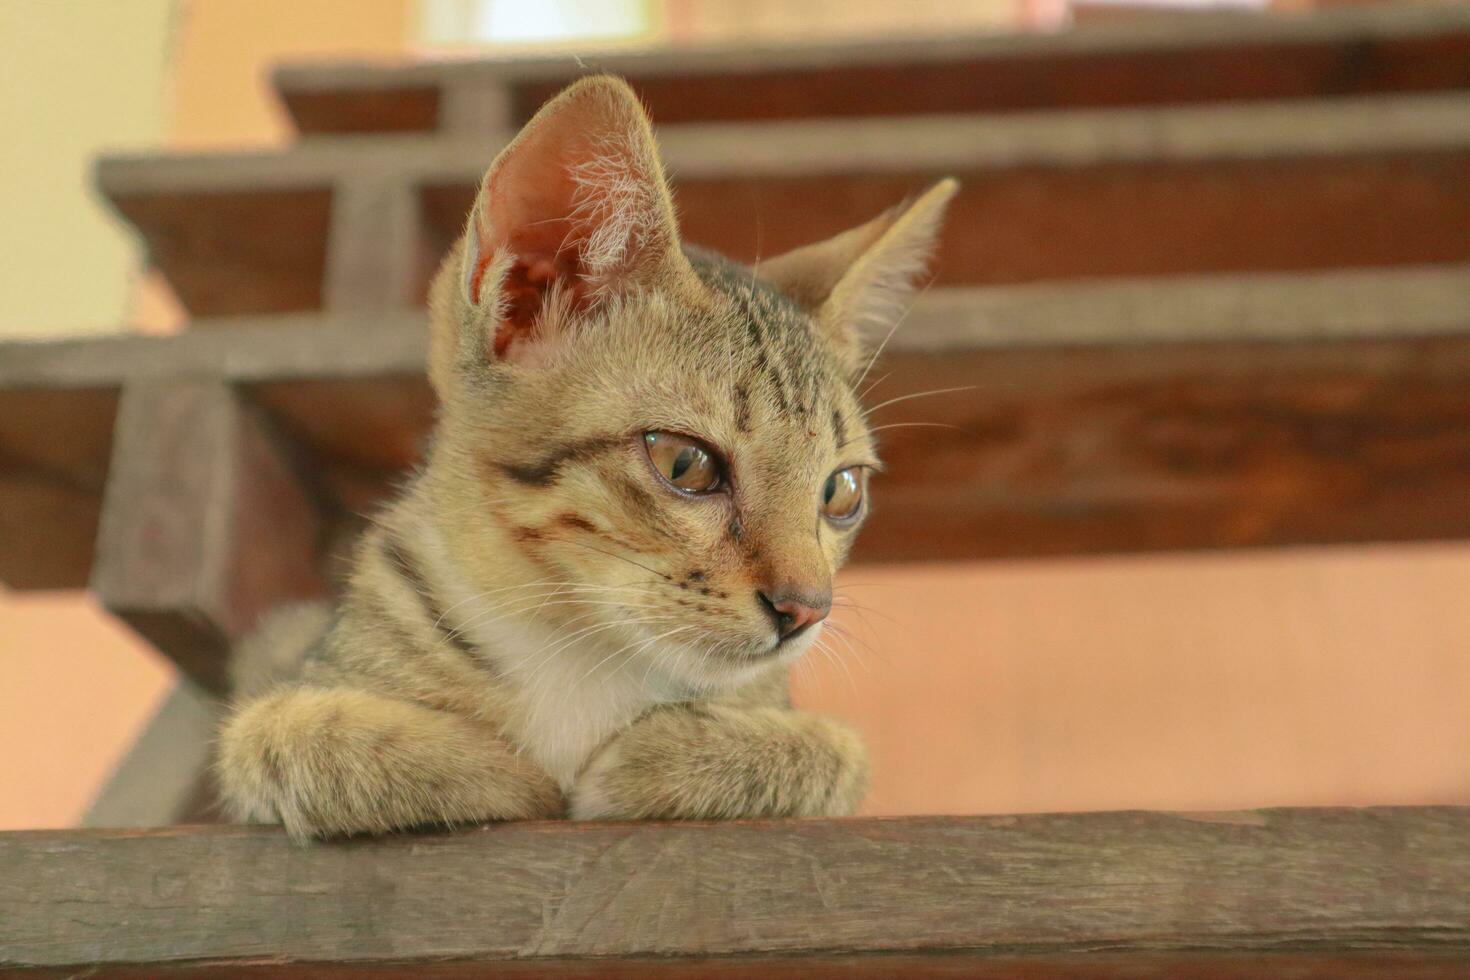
[2,0,1468,830]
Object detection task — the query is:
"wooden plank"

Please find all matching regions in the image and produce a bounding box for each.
[89,380,327,692]
[1,808,1468,976]
[82,681,222,829]
[862,336,1470,562]
[98,94,1470,316]
[321,176,427,313]
[274,4,1470,134]
[3,266,1469,583]
[104,93,1470,192]
[5,267,1467,392]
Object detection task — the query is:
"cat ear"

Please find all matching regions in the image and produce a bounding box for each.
[460,75,684,363]
[758,178,958,375]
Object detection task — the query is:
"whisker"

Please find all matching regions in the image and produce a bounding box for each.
[558,538,669,582]
[857,370,893,402]
[861,385,976,419]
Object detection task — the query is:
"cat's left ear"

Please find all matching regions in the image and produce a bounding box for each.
[459,75,686,363]
[757,179,958,376]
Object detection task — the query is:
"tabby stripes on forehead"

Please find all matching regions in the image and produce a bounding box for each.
[831,409,847,448]
[733,383,752,432]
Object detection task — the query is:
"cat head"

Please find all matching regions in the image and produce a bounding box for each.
[426,76,955,694]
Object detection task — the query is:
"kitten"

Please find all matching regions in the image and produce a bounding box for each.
[216,76,956,840]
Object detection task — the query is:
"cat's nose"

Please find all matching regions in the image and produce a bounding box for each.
[757,588,831,640]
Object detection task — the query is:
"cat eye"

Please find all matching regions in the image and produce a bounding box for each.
[644,431,722,494]
[821,468,864,523]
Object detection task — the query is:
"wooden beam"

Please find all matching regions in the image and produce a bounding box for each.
[104,93,1470,192]
[82,681,222,829]
[89,379,327,692]
[437,80,515,134]
[273,4,1470,134]
[1,808,1468,976]
[322,176,426,313]
[98,94,1470,316]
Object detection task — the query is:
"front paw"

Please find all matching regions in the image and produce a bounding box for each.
[567,709,870,821]
[567,741,632,820]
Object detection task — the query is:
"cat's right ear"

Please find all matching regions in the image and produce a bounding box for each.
[440,75,686,380]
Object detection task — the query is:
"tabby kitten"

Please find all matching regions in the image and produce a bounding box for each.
[217,76,956,840]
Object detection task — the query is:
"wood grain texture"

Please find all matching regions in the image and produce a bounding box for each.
[273,4,1470,134]
[89,380,327,692]
[1,809,1467,977]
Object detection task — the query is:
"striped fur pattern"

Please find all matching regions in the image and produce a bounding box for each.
[217,77,955,840]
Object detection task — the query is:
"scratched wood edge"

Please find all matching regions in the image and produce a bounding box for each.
[10,951,1470,980]
[269,3,1470,92]
[94,92,1470,196]
[1,808,1468,976]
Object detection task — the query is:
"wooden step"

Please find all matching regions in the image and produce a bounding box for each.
[273,5,1470,136]
[5,264,1468,588]
[3,808,1468,977]
[99,93,1470,317]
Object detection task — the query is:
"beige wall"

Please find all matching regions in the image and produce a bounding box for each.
[0,0,172,339]
[3,0,1466,831]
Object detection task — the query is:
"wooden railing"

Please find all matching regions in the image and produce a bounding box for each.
[3,808,1468,977]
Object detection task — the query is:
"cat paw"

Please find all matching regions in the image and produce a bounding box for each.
[567,741,631,820]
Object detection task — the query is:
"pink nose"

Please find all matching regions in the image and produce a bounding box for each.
[759,590,831,640]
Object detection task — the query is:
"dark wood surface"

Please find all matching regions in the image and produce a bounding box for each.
[2,808,1468,977]
[4,265,1470,591]
[272,5,1470,135]
[0,386,117,589]
[106,187,332,316]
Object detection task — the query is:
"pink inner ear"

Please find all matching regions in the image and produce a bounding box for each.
[465,81,671,360]
[470,167,598,357]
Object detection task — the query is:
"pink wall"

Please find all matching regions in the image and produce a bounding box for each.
[803,546,1470,816]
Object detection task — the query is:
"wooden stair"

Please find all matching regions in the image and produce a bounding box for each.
[100,92,1470,316]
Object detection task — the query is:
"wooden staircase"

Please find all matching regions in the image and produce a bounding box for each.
[3,6,1470,975]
